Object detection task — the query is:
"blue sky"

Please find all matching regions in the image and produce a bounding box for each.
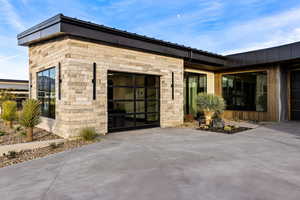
[1,0,300,80]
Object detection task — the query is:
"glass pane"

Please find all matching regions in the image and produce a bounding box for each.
[49,98,56,118]
[136,101,145,113]
[198,75,207,93]
[136,114,146,126]
[108,72,134,87]
[146,76,159,88]
[147,88,159,100]
[111,88,134,100]
[222,72,267,112]
[37,68,56,119]
[108,114,135,129]
[146,113,159,122]
[147,101,159,113]
[188,76,198,117]
[256,73,267,112]
[135,75,145,87]
[136,88,145,100]
[109,101,134,114]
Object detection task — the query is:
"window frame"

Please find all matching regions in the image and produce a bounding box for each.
[221,71,268,112]
[37,67,56,119]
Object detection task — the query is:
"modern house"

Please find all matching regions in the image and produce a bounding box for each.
[0,79,29,109]
[17,14,300,138]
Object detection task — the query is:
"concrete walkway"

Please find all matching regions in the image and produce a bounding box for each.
[0,139,65,155]
[0,122,300,200]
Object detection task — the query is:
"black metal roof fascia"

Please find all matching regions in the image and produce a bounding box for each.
[226,41,300,67]
[0,79,29,83]
[17,14,226,66]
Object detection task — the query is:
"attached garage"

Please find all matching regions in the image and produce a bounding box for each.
[108,71,160,132]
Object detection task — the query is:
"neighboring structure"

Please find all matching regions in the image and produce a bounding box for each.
[0,79,29,108]
[17,14,300,138]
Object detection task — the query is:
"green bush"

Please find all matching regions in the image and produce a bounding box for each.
[0,132,5,136]
[15,125,22,132]
[19,131,26,137]
[3,151,17,159]
[80,127,97,141]
[197,93,225,114]
[0,89,16,108]
[19,99,41,142]
[1,100,17,128]
[197,93,225,125]
[224,126,232,132]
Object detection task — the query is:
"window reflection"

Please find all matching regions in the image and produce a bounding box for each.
[37,67,56,119]
[222,72,267,112]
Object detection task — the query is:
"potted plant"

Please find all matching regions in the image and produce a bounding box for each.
[197,93,225,126]
[19,99,41,142]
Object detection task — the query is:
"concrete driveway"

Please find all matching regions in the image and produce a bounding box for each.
[0,122,300,200]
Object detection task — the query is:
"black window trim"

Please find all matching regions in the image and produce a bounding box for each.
[36,66,56,119]
[221,71,268,112]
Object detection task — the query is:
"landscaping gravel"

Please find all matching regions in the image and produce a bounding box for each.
[0,139,98,168]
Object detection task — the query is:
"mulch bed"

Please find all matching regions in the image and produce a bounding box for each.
[0,121,61,145]
[177,121,252,134]
[0,139,99,168]
[197,126,252,134]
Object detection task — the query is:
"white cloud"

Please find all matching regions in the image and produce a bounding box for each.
[0,0,25,31]
[218,7,300,54]
[0,54,28,80]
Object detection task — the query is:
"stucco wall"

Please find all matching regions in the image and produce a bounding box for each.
[29,36,184,138]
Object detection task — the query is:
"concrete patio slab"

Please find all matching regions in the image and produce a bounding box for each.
[0,122,299,200]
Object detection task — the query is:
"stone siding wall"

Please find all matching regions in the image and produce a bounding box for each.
[29,37,184,138]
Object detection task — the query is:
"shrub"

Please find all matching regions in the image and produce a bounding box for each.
[0,89,16,108]
[3,151,17,159]
[1,100,17,128]
[15,126,22,132]
[197,93,225,125]
[0,132,5,136]
[80,127,97,141]
[19,99,41,142]
[224,126,232,132]
[19,131,26,137]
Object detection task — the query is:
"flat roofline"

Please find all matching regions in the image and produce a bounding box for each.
[17,14,226,67]
[0,79,29,83]
[17,14,300,69]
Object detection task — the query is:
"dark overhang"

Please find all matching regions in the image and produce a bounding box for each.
[226,41,300,68]
[17,14,226,67]
[0,79,28,83]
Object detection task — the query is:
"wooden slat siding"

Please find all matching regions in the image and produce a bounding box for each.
[214,66,279,121]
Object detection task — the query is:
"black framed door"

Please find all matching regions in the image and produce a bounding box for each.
[291,70,300,120]
[108,71,160,132]
[184,72,207,117]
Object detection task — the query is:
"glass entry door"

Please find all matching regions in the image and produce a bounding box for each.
[184,72,207,117]
[108,71,160,132]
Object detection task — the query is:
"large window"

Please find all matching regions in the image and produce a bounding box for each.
[222,72,267,112]
[37,68,56,118]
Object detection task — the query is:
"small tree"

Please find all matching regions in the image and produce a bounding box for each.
[19,99,41,142]
[1,100,17,128]
[0,89,16,108]
[197,93,225,125]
